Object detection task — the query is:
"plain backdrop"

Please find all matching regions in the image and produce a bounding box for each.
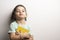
[0,0,60,40]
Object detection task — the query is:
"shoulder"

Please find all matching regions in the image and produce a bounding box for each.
[10,21,18,28]
[10,21,17,25]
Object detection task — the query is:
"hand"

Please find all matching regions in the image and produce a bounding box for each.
[15,31,21,35]
[23,32,30,38]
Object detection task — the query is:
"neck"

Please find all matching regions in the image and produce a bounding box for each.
[16,19,26,24]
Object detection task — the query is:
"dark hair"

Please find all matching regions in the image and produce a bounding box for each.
[10,4,27,23]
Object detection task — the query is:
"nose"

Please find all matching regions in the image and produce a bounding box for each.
[19,11,22,13]
[19,11,22,15]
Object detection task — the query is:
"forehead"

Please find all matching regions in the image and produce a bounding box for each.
[16,6,25,10]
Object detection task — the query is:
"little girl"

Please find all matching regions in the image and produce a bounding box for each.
[8,4,33,40]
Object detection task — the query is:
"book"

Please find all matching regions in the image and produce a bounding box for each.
[16,26,29,33]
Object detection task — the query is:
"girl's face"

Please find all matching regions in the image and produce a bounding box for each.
[15,6,27,20]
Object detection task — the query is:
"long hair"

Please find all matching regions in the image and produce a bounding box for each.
[10,4,27,23]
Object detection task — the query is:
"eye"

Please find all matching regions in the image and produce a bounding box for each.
[22,11,24,12]
[16,11,19,12]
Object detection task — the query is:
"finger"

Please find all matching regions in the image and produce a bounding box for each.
[19,30,21,33]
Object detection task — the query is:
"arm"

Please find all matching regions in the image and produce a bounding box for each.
[9,32,21,40]
[29,34,34,40]
[8,23,21,40]
[22,33,34,40]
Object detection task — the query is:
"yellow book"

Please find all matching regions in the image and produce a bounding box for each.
[16,26,29,33]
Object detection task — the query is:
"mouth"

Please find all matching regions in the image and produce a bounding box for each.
[19,13,23,15]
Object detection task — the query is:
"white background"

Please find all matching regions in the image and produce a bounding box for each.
[0,0,60,40]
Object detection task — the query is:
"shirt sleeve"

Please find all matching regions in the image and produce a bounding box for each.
[8,23,16,33]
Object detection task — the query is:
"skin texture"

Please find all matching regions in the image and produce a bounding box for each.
[9,6,33,40]
[9,32,33,40]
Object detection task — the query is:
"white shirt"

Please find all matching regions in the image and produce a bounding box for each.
[8,21,32,35]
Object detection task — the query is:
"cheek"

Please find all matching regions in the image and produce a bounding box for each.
[24,13,27,17]
[15,13,19,17]
[21,14,26,17]
[22,12,26,16]
[16,12,20,15]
